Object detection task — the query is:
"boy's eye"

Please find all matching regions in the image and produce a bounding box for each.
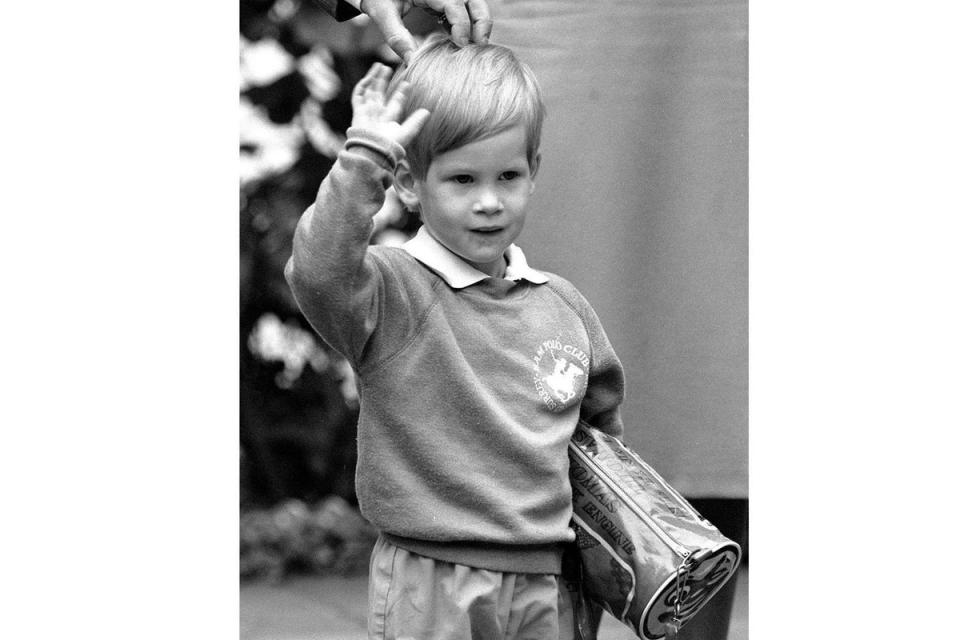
[500,171,521,181]
[452,175,473,184]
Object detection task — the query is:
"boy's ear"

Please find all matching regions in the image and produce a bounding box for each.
[529,152,542,192]
[394,160,421,212]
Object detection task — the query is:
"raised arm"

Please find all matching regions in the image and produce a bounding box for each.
[285,63,429,360]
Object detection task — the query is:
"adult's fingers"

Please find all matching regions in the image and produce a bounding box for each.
[444,4,472,48]
[465,0,493,43]
[419,0,471,47]
[363,0,419,62]
[386,32,418,64]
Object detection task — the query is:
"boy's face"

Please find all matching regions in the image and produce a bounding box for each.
[398,126,540,277]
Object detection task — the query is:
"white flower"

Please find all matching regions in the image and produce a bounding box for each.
[247,313,330,388]
[240,36,295,89]
[240,98,304,186]
[297,47,341,102]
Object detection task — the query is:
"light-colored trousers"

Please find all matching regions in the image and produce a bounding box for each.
[367,536,580,640]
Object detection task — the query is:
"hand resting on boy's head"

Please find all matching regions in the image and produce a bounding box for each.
[359,0,493,62]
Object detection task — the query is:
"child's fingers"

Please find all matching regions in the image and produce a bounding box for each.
[397,108,431,146]
[351,77,372,110]
[352,63,392,107]
[383,81,411,122]
[352,64,380,99]
[369,63,392,99]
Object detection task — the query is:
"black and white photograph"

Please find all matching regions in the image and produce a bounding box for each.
[5,3,958,640]
[239,2,746,638]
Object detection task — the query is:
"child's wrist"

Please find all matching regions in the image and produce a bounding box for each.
[344,126,406,172]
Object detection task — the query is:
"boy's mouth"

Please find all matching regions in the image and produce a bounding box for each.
[470,226,504,235]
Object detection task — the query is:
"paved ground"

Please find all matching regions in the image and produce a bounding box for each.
[240,567,747,639]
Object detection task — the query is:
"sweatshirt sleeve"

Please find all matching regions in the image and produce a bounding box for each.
[284,127,405,366]
[579,298,627,439]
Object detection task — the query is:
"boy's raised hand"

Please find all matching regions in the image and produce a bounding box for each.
[351,63,430,148]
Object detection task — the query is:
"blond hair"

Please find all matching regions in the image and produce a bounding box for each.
[389,36,545,179]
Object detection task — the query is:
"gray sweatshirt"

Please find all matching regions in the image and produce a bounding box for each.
[286,127,626,574]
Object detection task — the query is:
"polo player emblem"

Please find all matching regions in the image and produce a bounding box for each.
[533,336,589,412]
[545,357,585,403]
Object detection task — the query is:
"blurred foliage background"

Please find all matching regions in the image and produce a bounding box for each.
[239,0,439,581]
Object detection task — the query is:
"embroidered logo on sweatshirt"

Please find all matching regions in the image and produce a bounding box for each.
[533,337,589,412]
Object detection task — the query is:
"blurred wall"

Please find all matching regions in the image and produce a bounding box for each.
[491,0,748,498]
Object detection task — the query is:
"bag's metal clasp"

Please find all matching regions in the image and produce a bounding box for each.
[665,553,694,639]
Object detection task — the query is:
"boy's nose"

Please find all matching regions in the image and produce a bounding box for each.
[472,190,504,215]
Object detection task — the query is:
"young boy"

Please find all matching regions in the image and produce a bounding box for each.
[285,37,625,639]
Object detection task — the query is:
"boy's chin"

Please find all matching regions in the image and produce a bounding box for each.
[464,254,507,275]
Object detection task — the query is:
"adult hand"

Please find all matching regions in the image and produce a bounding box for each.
[359,0,493,63]
[351,62,431,147]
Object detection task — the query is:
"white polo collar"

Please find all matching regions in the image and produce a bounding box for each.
[402,227,550,289]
